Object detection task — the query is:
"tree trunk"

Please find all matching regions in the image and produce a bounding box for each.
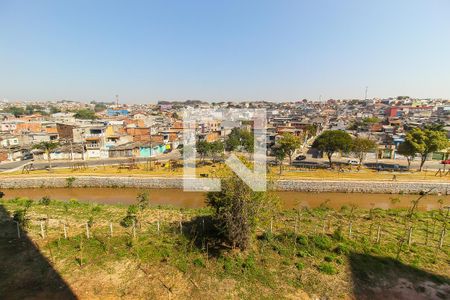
[327,152,333,167]
[279,162,283,175]
[419,155,427,171]
[406,158,411,170]
[47,150,52,171]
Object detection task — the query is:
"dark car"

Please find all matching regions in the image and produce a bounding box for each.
[22,153,33,160]
[294,155,306,161]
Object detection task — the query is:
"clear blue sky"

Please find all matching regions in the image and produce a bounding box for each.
[1,0,450,103]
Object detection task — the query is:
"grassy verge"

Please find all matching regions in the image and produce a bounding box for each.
[2,161,449,182]
[0,197,449,299]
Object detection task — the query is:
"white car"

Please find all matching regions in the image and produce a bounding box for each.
[347,160,359,165]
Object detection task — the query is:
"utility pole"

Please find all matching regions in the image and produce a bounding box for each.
[7,139,13,162]
[70,139,74,161]
[149,121,153,170]
[365,86,368,100]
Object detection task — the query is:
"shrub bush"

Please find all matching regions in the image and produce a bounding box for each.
[318,262,337,275]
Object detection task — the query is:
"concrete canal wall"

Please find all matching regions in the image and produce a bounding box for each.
[0,176,449,194]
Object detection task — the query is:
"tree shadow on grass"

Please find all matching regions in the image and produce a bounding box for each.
[181,215,229,258]
[348,252,450,300]
[0,204,77,299]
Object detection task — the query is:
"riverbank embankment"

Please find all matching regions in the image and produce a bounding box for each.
[0,176,448,194]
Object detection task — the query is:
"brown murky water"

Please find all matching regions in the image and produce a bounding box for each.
[2,188,449,210]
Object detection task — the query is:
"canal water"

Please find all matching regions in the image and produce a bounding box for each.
[2,188,449,210]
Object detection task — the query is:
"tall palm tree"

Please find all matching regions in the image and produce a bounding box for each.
[33,141,59,171]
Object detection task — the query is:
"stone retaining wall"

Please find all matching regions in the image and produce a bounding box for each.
[0,176,448,194]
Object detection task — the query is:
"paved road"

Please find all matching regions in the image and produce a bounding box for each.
[0,150,445,172]
[0,151,181,172]
[307,156,445,170]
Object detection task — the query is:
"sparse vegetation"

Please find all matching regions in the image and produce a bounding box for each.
[0,195,448,299]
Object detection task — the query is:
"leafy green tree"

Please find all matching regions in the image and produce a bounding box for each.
[206,174,279,250]
[362,117,381,124]
[3,106,25,117]
[424,123,445,132]
[209,140,224,162]
[278,133,301,165]
[312,130,353,166]
[94,103,108,112]
[405,128,449,171]
[120,205,138,228]
[305,124,318,139]
[50,106,61,114]
[74,109,97,120]
[351,137,377,165]
[272,145,286,175]
[121,192,149,229]
[25,105,46,115]
[136,191,150,211]
[196,140,210,162]
[33,141,59,171]
[225,128,254,153]
[397,140,416,170]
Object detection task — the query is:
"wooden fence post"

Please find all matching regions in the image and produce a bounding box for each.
[15,221,20,239]
[322,220,326,234]
[63,224,67,239]
[132,220,136,238]
[348,221,353,239]
[408,226,413,246]
[439,228,445,249]
[109,222,113,237]
[40,221,45,239]
[85,222,90,239]
[294,218,298,235]
[376,225,381,244]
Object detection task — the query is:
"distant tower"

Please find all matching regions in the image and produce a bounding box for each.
[115,94,119,107]
[365,86,368,100]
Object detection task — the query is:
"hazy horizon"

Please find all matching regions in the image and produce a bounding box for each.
[1,0,450,103]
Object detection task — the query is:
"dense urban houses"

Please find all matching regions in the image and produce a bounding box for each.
[0,97,448,164]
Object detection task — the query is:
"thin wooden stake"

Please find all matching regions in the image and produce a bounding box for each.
[348,221,353,239]
[15,221,20,239]
[40,221,45,239]
[132,220,136,238]
[408,226,413,246]
[179,219,183,234]
[157,219,160,234]
[85,222,90,239]
[109,222,113,237]
[439,228,445,249]
[376,225,381,243]
[63,224,67,239]
[270,218,273,234]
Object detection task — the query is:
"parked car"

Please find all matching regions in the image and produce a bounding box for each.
[294,155,306,161]
[22,153,34,160]
[268,160,280,166]
[347,159,359,165]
